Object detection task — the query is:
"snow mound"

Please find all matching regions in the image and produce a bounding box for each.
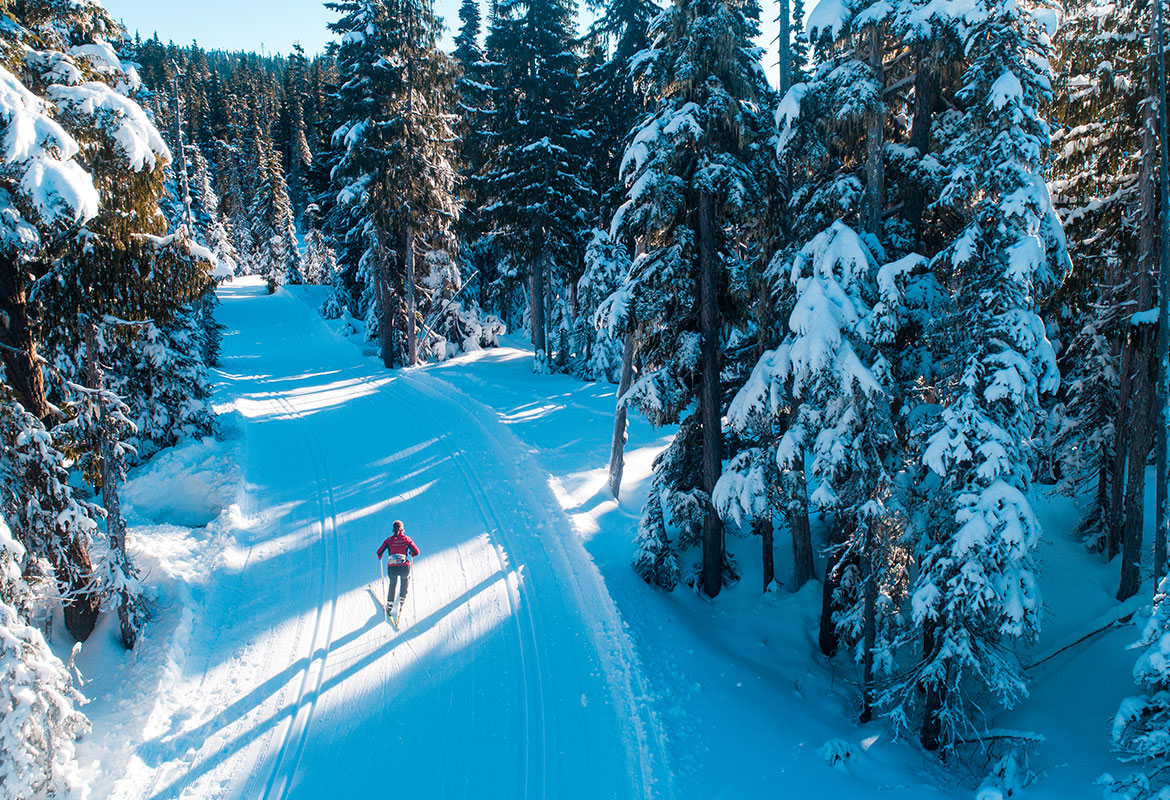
[123,430,240,527]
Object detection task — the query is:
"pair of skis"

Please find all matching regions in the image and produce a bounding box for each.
[386,596,405,630]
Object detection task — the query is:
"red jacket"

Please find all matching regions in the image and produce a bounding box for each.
[378,532,419,563]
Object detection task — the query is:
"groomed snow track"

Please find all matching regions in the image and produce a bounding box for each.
[136,277,669,800]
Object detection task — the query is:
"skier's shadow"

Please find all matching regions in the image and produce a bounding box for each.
[144,569,505,800]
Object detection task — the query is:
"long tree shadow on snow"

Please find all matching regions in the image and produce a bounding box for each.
[183,443,453,677]
[144,570,507,800]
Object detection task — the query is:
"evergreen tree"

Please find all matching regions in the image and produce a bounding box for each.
[573,0,658,380]
[719,223,909,719]
[882,0,1067,750]
[33,26,215,648]
[578,0,657,221]
[612,0,774,596]
[248,127,302,290]
[303,203,337,286]
[328,0,461,367]
[480,0,593,369]
[190,144,239,279]
[452,0,496,308]
[452,0,490,219]
[576,228,630,382]
[283,42,314,213]
[0,0,115,642]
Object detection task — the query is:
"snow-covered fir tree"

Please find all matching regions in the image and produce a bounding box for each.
[247,126,302,291]
[577,0,657,221]
[881,0,1067,750]
[30,18,216,648]
[328,0,464,367]
[282,43,314,214]
[480,0,593,369]
[577,228,630,383]
[720,222,908,720]
[0,1,113,642]
[302,203,337,286]
[612,0,774,595]
[573,0,657,380]
[452,0,491,253]
[190,144,239,278]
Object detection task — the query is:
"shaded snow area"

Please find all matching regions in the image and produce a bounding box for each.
[122,433,244,527]
[63,276,1152,799]
[67,420,246,797]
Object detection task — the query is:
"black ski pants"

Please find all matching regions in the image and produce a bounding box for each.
[387,563,411,605]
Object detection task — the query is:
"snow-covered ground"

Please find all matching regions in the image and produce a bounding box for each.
[65,276,1152,798]
[379,318,1149,799]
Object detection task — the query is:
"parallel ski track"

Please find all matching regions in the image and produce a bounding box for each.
[247,311,342,800]
[400,370,671,800]
[344,366,550,800]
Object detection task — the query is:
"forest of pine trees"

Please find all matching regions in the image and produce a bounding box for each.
[5,0,1170,793]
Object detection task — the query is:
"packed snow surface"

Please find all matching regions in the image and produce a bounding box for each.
[75,276,665,799]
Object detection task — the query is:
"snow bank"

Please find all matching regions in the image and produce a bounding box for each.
[122,418,242,528]
[70,417,246,798]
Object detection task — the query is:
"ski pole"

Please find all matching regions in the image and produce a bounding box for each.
[379,558,389,622]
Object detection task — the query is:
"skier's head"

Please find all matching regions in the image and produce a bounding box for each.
[393,520,404,534]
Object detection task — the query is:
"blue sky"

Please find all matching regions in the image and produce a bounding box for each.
[105,0,567,55]
[102,0,782,82]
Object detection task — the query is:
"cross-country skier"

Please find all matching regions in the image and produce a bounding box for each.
[377,520,419,616]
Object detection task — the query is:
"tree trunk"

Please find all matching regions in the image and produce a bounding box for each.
[1153,0,1170,588]
[920,617,943,751]
[0,260,50,421]
[1120,339,1156,600]
[608,328,636,498]
[818,548,843,657]
[1109,338,1136,559]
[863,23,884,237]
[1115,68,1160,590]
[906,44,938,247]
[697,189,723,598]
[86,321,137,649]
[756,516,774,593]
[377,262,394,369]
[778,0,791,94]
[859,520,877,723]
[789,468,814,590]
[51,536,100,642]
[818,517,851,657]
[1093,436,1110,550]
[1109,80,1158,561]
[403,225,418,366]
[530,230,548,360]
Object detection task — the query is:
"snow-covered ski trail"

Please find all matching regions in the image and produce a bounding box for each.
[140,276,667,799]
